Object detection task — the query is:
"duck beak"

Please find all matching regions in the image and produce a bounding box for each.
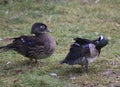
[46,29,52,32]
[105,38,109,44]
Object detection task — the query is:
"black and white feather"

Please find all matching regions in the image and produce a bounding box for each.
[61,36,108,71]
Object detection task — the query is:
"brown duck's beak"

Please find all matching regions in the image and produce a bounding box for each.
[46,29,52,32]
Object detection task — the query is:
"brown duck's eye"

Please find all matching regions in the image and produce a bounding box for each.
[40,25,45,29]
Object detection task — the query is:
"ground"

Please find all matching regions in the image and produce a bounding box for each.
[0,0,120,87]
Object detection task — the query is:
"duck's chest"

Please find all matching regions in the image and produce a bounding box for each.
[86,44,99,63]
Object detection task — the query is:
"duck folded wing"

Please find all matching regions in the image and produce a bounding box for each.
[15,36,52,59]
[74,37,92,45]
[13,36,44,47]
[6,36,44,57]
[61,43,90,65]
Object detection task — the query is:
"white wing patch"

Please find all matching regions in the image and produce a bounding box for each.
[21,38,25,43]
[74,43,81,47]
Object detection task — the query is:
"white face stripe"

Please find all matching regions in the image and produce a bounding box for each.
[100,35,103,40]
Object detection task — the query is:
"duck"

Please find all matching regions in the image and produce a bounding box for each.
[0,23,56,63]
[60,35,108,71]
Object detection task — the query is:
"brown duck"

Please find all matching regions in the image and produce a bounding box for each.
[0,23,56,62]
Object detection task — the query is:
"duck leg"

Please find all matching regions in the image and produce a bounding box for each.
[82,58,89,72]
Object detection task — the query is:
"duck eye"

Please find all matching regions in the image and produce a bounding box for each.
[40,25,45,29]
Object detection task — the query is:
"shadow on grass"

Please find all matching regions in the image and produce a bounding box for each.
[53,60,108,79]
[0,59,106,79]
[0,59,46,77]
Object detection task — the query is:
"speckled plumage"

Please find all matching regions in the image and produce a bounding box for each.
[0,23,56,62]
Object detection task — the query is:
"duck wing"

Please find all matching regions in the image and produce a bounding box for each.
[4,36,44,57]
[61,43,90,65]
[74,37,92,45]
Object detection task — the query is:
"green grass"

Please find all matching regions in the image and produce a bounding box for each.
[0,0,120,87]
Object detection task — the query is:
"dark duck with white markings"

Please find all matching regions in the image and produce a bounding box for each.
[0,23,56,63]
[60,36,108,71]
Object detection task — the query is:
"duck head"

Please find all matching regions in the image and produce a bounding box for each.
[31,23,51,34]
[94,35,109,49]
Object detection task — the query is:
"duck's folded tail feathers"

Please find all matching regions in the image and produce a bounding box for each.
[0,37,15,42]
[0,46,11,53]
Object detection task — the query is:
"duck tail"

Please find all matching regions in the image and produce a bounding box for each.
[0,37,15,53]
[0,45,11,53]
[0,37,15,42]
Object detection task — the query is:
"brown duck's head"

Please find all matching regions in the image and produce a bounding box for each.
[31,23,51,34]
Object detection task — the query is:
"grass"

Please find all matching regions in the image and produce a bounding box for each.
[0,0,120,87]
